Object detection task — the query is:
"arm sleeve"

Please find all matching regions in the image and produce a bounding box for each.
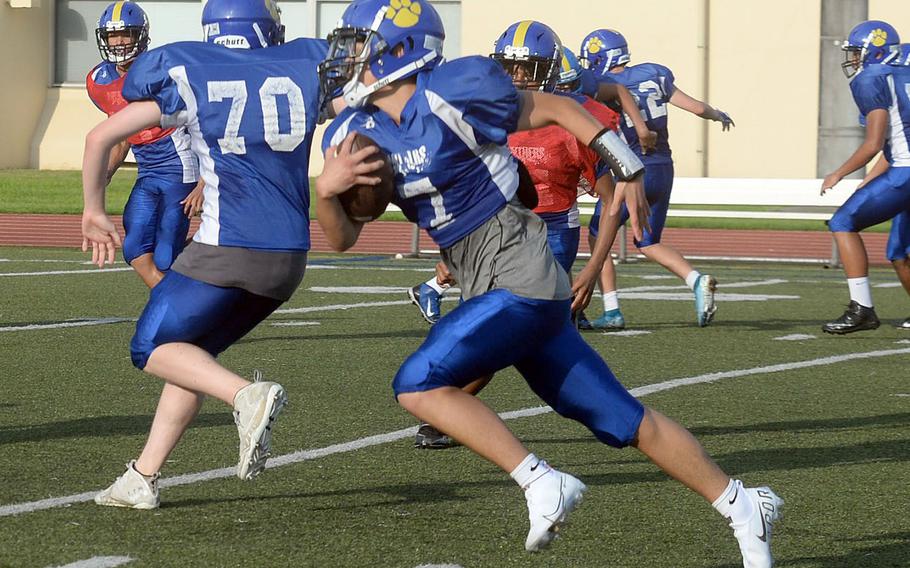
[121,49,188,124]
[428,57,520,146]
[851,72,892,115]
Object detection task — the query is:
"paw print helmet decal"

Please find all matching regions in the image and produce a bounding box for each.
[491,20,563,93]
[842,20,900,78]
[579,28,629,77]
[318,0,445,110]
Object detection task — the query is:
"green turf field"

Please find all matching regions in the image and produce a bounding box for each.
[0,169,894,233]
[0,247,908,567]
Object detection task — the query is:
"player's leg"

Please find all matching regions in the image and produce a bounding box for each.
[516,319,783,566]
[637,164,717,326]
[96,272,287,508]
[122,178,165,288]
[395,291,588,551]
[824,168,910,333]
[887,210,910,328]
[151,180,194,273]
[585,199,625,330]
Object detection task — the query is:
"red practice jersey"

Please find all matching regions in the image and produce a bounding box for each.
[508,94,619,218]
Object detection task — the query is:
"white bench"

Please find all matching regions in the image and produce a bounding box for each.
[399,177,861,265]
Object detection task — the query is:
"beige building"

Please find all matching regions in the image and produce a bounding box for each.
[1,0,909,177]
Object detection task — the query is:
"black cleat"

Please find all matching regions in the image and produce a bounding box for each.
[414,423,458,449]
[822,301,881,335]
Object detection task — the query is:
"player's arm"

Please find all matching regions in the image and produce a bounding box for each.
[82,100,162,266]
[858,153,890,189]
[517,91,651,240]
[669,87,734,131]
[105,140,131,185]
[315,133,384,251]
[571,174,622,313]
[595,82,657,152]
[821,108,888,195]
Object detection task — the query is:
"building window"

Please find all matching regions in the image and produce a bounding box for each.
[54,0,460,85]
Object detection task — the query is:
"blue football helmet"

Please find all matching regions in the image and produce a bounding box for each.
[318,0,445,110]
[95,1,150,65]
[491,20,562,92]
[202,0,285,50]
[841,20,900,77]
[580,29,630,77]
[557,47,583,93]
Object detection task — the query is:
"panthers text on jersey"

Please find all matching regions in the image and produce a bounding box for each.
[323,56,522,249]
[86,61,197,183]
[597,62,676,165]
[851,63,910,167]
[122,38,328,252]
[508,93,618,229]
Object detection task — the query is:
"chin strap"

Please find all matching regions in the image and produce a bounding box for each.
[342,49,439,108]
[589,128,645,181]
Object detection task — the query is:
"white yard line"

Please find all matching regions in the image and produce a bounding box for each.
[0,318,135,333]
[51,556,134,568]
[0,268,133,277]
[773,334,817,341]
[3,346,909,518]
[270,321,322,327]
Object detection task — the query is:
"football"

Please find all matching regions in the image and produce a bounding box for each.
[337,133,396,222]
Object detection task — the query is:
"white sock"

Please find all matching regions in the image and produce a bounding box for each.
[712,479,754,525]
[510,453,552,490]
[603,291,620,312]
[425,277,448,295]
[685,270,701,291]
[847,277,873,308]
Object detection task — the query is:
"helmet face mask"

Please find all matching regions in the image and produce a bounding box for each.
[95,2,150,65]
[319,27,382,107]
[841,47,863,78]
[491,54,559,92]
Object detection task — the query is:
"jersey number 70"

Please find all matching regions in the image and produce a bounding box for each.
[207,77,307,154]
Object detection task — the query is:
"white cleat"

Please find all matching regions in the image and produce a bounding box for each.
[523,466,587,552]
[694,274,718,327]
[730,486,784,568]
[94,460,160,510]
[233,372,288,480]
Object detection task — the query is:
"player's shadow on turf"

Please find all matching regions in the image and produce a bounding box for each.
[168,478,518,511]
[236,330,429,345]
[713,531,910,568]
[0,412,234,445]
[688,412,910,437]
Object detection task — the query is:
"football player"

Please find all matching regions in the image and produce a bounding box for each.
[316,1,782,563]
[87,1,202,288]
[406,26,638,449]
[407,36,651,329]
[81,0,327,508]
[579,28,735,329]
[821,21,910,334]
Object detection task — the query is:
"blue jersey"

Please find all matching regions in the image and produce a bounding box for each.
[851,64,910,167]
[597,62,676,165]
[87,62,197,184]
[123,38,328,252]
[323,56,522,249]
[578,68,599,98]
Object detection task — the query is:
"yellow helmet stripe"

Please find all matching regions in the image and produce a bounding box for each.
[561,52,571,72]
[112,1,125,22]
[513,20,534,49]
